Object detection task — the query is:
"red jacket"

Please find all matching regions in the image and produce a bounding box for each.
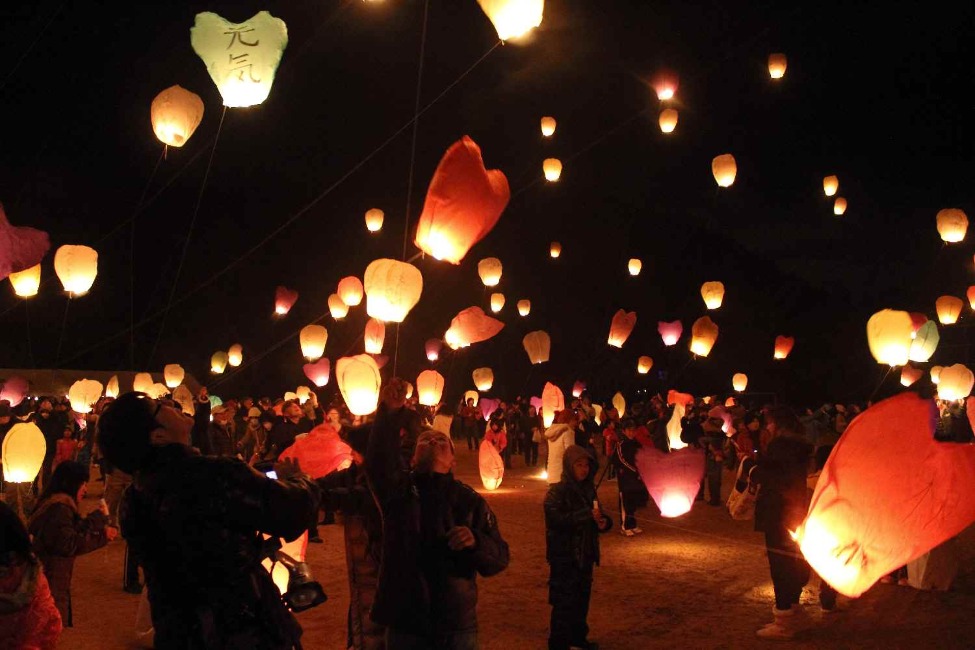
[0,560,62,650]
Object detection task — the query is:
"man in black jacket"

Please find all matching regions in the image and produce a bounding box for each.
[265,400,317,460]
[544,445,612,650]
[97,391,320,649]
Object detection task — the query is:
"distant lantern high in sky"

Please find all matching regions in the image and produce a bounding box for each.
[328,294,349,320]
[936,295,963,325]
[300,324,328,361]
[54,245,98,296]
[476,0,545,41]
[274,286,298,315]
[690,317,719,357]
[700,281,725,309]
[549,242,561,258]
[658,108,678,133]
[517,299,531,316]
[540,116,556,137]
[834,197,848,215]
[823,175,839,197]
[543,158,562,182]
[768,53,788,79]
[363,258,423,323]
[628,258,642,276]
[607,309,637,348]
[658,320,682,346]
[490,292,505,313]
[365,208,384,233]
[650,68,679,101]
[478,257,503,286]
[866,309,913,366]
[151,85,204,148]
[711,154,737,187]
[338,276,364,307]
[936,208,968,243]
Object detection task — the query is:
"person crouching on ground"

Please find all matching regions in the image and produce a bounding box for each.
[544,445,612,650]
[366,402,510,650]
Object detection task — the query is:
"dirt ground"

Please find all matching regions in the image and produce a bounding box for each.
[60,446,975,649]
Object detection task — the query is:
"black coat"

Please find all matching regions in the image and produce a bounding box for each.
[752,433,813,533]
[121,444,320,649]
[613,437,645,495]
[544,446,613,569]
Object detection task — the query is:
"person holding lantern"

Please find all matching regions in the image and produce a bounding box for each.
[96,391,321,649]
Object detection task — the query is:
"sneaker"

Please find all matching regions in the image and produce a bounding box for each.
[632,527,644,534]
[621,529,635,537]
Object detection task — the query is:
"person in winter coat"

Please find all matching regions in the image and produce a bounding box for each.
[28,461,116,626]
[545,410,578,485]
[544,445,612,650]
[97,392,321,649]
[264,400,317,461]
[207,404,238,457]
[0,501,62,650]
[484,418,508,454]
[52,425,78,470]
[615,420,647,536]
[365,402,509,649]
[524,405,543,467]
[751,406,814,640]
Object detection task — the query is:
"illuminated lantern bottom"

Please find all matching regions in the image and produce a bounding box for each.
[479,439,504,490]
[635,447,705,518]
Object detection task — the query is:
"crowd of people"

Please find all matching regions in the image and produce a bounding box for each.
[0,381,965,648]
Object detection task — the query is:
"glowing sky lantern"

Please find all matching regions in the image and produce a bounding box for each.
[425,338,442,362]
[328,294,348,320]
[627,258,642,276]
[908,320,939,362]
[227,343,243,367]
[968,286,975,309]
[823,175,839,197]
[607,309,637,348]
[0,376,28,408]
[414,136,510,264]
[523,330,551,364]
[477,437,506,489]
[365,208,384,233]
[732,373,748,392]
[866,309,913,366]
[711,154,737,188]
[658,108,678,133]
[592,404,603,426]
[133,372,153,394]
[612,392,626,418]
[465,390,480,407]
[404,382,414,400]
[211,351,229,374]
[834,197,848,215]
[363,258,423,323]
[163,364,185,388]
[54,245,98,296]
[540,116,556,137]
[146,383,170,399]
[549,242,561,258]
[338,276,364,307]
[635,447,705,517]
[278,423,353,480]
[700,281,725,309]
[445,307,504,348]
[67,379,102,414]
[767,53,788,79]
[1,422,46,483]
[937,364,974,400]
[490,292,505,313]
[473,367,494,392]
[336,355,381,416]
[650,68,679,101]
[300,324,328,361]
[478,257,503,287]
[303,358,331,387]
[151,85,204,148]
[8,264,40,297]
[517,299,531,316]
[900,365,923,387]
[931,365,944,385]
[773,335,795,360]
[541,382,564,428]
[665,392,693,450]
[0,204,49,285]
[908,312,928,338]
[274,285,298,316]
[105,375,120,399]
[190,11,288,108]
[416,370,445,407]
[658,320,683,346]
[798,393,975,597]
[936,295,963,325]
[637,356,653,374]
[690,316,719,357]
[476,0,544,41]
[543,158,562,182]
[936,208,968,243]
[364,318,386,354]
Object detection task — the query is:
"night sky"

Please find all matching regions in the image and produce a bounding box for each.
[1,0,973,406]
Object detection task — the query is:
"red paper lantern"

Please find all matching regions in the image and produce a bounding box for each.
[572,381,586,398]
[635,447,705,517]
[274,285,298,316]
[425,338,442,362]
[773,335,795,360]
[278,424,352,479]
[0,203,50,283]
[607,309,637,348]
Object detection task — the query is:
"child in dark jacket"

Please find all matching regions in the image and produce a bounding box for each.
[544,445,613,650]
[615,420,648,535]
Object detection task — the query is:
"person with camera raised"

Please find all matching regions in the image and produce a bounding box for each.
[96,390,321,649]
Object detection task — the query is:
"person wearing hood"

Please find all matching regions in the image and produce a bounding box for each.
[545,410,578,485]
[544,445,612,650]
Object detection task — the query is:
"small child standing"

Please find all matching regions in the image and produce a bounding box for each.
[614,419,647,535]
[52,426,78,471]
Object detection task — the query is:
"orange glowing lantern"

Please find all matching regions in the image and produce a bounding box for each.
[834,197,848,215]
[658,320,682,346]
[773,335,795,360]
[473,367,494,392]
[328,294,348,320]
[823,175,839,197]
[690,316,719,357]
[364,318,386,354]
[228,344,243,367]
[303,358,331,387]
[931,365,944,385]
[164,364,185,388]
[151,85,204,148]
[365,208,384,233]
[476,0,544,41]
[767,53,787,79]
[732,373,748,392]
[8,264,41,297]
[711,154,737,188]
[607,309,637,348]
[936,296,963,325]
[937,364,974,400]
[444,307,504,349]
[336,355,382,416]
[338,276,364,307]
[900,365,922,387]
[517,299,531,316]
[464,390,479,407]
[478,439,505,490]
[274,286,298,316]
[300,324,328,361]
[478,257,503,287]
[612,392,626,418]
[414,136,510,264]
[490,292,505,313]
[211,351,229,374]
[363,258,423,323]
[540,116,556,137]
[54,244,98,295]
[133,372,153,394]
[68,379,103,414]
[571,381,586,398]
[700,281,725,309]
[523,330,551,364]
[628,258,642,276]
[936,208,968,243]
[650,68,679,101]
[425,339,442,362]
[866,309,913,366]
[658,109,678,133]
[637,356,653,374]
[635,447,705,517]
[1,422,46,483]
[105,375,120,399]
[541,382,564,427]
[416,370,445,407]
[549,242,561,259]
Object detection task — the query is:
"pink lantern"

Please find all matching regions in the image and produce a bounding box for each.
[650,68,679,101]
[478,439,505,490]
[530,396,543,411]
[274,285,299,316]
[0,203,50,283]
[572,381,586,398]
[635,447,705,517]
[425,339,442,362]
[302,359,331,387]
[278,424,353,479]
[479,398,501,421]
[658,320,683,346]
[0,375,29,407]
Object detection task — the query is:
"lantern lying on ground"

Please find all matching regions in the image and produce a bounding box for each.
[607,310,637,348]
[0,204,50,284]
[68,379,102,414]
[543,159,562,182]
[414,136,510,264]
[540,116,556,137]
[767,53,787,79]
[549,242,561,258]
[336,355,381,416]
[328,294,348,320]
[711,154,737,187]
[637,356,653,374]
[473,367,494,392]
[164,364,185,388]
[936,208,968,243]
[478,257,502,287]
[650,68,679,101]
[936,296,963,325]
[190,11,288,108]
[523,330,551,364]
[658,320,682,346]
[701,282,725,309]
[908,321,939,363]
[8,264,41,297]
[937,364,974,401]
[364,258,423,323]
[445,307,504,348]
[628,258,642,276]
[612,392,626,418]
[279,424,353,479]
[490,293,505,313]
[541,382,564,427]
[275,286,298,315]
[365,208,384,233]
[635,447,705,517]
[1,422,46,483]
[133,373,153,394]
[477,0,544,41]
[690,317,719,357]
[364,319,385,354]
[774,335,795,360]
[823,175,839,197]
[54,245,98,296]
[211,351,229,374]
[797,393,975,597]
[479,439,505,490]
[517,299,531,316]
[733,373,748,392]
[425,339,442,362]
[151,85,204,148]
[866,309,913,366]
[338,276,364,307]
[658,109,678,133]
[228,344,243,367]
[300,325,328,361]
[416,370,445,407]
[303,359,331,387]
[105,375,120,399]
[900,365,923,387]
[572,381,586,399]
